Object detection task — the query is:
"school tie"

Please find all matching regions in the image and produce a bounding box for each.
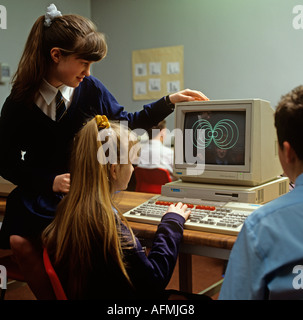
[55,90,67,122]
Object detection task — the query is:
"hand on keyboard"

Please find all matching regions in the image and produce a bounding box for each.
[165,202,191,221]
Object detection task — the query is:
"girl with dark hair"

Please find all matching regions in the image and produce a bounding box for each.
[0,4,208,299]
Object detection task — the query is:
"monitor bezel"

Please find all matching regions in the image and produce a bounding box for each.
[174,101,252,174]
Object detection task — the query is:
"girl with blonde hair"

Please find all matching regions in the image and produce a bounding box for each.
[0,4,208,298]
[43,115,191,299]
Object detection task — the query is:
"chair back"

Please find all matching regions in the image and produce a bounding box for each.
[135,167,172,194]
[43,248,67,300]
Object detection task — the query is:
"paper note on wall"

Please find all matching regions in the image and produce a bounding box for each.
[132,45,184,100]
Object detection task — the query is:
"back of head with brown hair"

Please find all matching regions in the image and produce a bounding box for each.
[275,85,303,161]
[147,120,167,139]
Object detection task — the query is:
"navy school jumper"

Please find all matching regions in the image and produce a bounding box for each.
[0,76,174,248]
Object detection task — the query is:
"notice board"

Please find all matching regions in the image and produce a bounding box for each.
[132,45,184,100]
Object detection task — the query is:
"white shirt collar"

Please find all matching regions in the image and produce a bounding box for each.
[39,79,74,105]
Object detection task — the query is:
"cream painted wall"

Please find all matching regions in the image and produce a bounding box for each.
[1,0,303,131]
[91,0,303,130]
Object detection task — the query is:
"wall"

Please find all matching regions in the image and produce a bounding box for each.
[0,0,91,108]
[1,0,302,130]
[91,0,303,129]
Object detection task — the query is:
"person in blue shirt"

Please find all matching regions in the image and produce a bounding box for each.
[219,85,303,300]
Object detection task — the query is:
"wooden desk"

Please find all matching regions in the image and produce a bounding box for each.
[0,191,237,293]
[114,191,236,292]
[0,198,6,215]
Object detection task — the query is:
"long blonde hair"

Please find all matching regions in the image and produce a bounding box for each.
[42,118,137,298]
[12,13,107,104]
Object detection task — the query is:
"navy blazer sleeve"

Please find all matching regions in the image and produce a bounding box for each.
[76,76,174,130]
[124,212,185,294]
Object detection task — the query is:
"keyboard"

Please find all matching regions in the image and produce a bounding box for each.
[123,195,262,236]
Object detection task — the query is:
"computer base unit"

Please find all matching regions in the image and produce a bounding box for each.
[161,176,289,204]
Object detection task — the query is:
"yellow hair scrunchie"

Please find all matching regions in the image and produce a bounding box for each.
[95,115,110,130]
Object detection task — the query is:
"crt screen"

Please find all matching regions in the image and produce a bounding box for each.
[184,110,246,166]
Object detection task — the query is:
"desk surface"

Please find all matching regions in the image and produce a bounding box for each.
[0,199,5,216]
[0,191,237,250]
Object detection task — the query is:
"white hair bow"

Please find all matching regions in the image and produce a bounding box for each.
[44,4,62,27]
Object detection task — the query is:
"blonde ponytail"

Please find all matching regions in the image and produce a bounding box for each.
[42,118,137,298]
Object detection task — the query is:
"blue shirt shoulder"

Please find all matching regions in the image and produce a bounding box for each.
[219,174,303,299]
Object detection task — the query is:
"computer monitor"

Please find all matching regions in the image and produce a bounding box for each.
[173,99,282,186]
